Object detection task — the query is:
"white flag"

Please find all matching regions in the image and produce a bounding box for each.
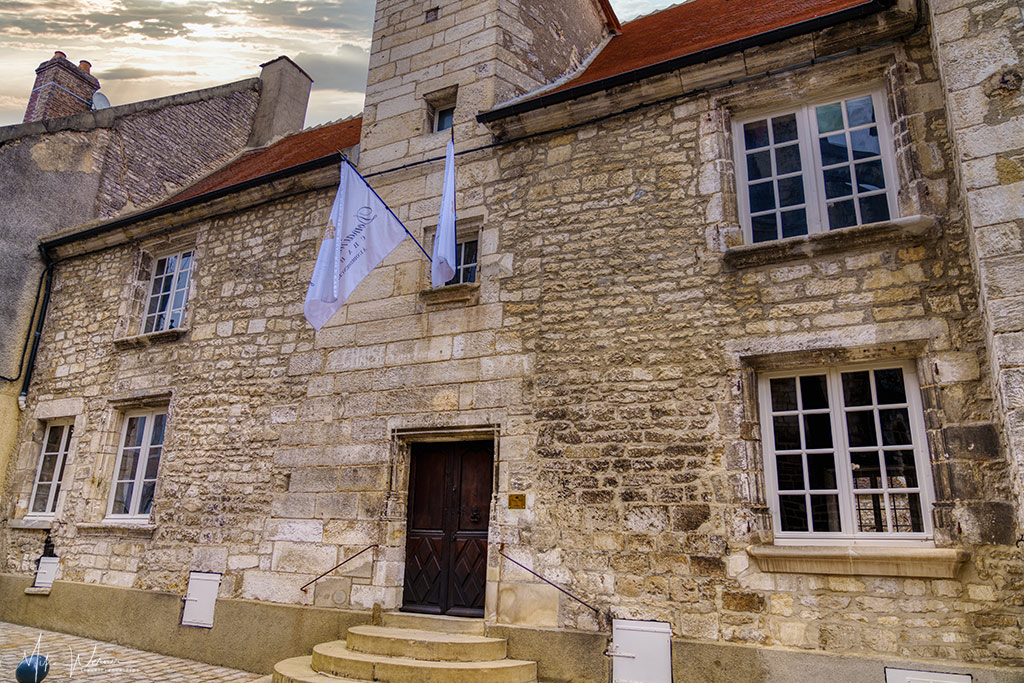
[304,162,408,330]
[431,139,457,288]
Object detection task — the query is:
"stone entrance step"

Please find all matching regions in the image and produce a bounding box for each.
[380,611,486,635]
[346,625,507,661]
[312,640,536,682]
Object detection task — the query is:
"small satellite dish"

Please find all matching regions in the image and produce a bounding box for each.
[92,91,110,110]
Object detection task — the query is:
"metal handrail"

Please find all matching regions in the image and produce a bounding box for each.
[497,543,600,614]
[300,544,378,592]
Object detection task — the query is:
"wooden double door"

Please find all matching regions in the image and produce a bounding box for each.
[402,440,493,617]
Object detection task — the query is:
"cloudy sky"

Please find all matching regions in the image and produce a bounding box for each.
[0,0,676,128]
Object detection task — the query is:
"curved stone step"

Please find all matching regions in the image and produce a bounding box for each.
[381,612,486,634]
[312,640,537,683]
[272,655,368,683]
[346,625,507,662]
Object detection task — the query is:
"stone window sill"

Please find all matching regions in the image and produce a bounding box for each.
[8,518,53,530]
[419,282,480,310]
[24,586,51,596]
[723,215,935,269]
[77,521,156,537]
[747,544,969,579]
[113,327,188,350]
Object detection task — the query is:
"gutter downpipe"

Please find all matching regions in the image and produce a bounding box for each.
[20,244,54,409]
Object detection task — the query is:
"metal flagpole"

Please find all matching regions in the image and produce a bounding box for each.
[340,153,432,262]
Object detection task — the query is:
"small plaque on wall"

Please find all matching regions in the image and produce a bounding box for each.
[508,494,526,509]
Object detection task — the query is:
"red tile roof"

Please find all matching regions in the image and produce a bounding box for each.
[546,0,881,96]
[166,116,362,204]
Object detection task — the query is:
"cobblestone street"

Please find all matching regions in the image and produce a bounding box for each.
[0,622,264,682]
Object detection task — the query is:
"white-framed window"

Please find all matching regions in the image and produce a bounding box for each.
[444,237,478,285]
[434,106,455,133]
[142,250,193,334]
[734,90,898,243]
[758,361,934,544]
[28,420,74,517]
[107,410,166,518]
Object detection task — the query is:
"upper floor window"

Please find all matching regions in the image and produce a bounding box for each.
[28,421,74,517]
[108,409,166,518]
[434,106,455,133]
[734,91,897,244]
[143,250,193,334]
[758,362,933,543]
[444,237,478,286]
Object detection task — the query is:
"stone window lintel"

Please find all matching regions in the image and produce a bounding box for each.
[76,521,156,537]
[7,517,53,530]
[747,544,969,579]
[723,214,934,269]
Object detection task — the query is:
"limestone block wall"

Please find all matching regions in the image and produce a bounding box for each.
[929,0,1024,531]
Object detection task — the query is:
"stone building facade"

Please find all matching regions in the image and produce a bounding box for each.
[3,0,1024,681]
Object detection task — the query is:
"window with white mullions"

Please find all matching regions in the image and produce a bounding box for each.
[734,90,896,244]
[143,250,193,334]
[108,410,166,518]
[28,421,74,516]
[444,239,478,286]
[759,362,933,542]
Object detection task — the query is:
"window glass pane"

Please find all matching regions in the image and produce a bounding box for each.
[172,290,185,310]
[124,416,145,447]
[827,200,857,230]
[880,408,912,446]
[751,214,778,243]
[859,194,890,224]
[146,295,162,317]
[145,448,162,479]
[113,482,134,515]
[139,482,156,515]
[885,450,918,488]
[842,371,872,406]
[780,210,808,238]
[44,425,64,453]
[855,160,886,192]
[807,453,837,489]
[819,134,849,166]
[436,107,454,131]
[463,265,477,283]
[890,492,923,532]
[774,145,801,176]
[850,127,881,159]
[462,240,478,266]
[119,448,141,479]
[816,102,844,133]
[150,414,167,446]
[856,493,887,532]
[845,95,876,127]
[31,484,51,513]
[804,414,833,449]
[779,496,809,531]
[810,494,841,532]
[770,377,797,411]
[773,415,801,450]
[799,375,828,410]
[747,151,771,180]
[777,176,804,207]
[823,166,852,199]
[776,454,804,490]
[749,181,776,213]
[772,114,798,143]
[744,119,770,149]
[846,410,877,447]
[851,452,882,488]
[38,452,58,482]
[874,369,906,404]
[153,257,169,278]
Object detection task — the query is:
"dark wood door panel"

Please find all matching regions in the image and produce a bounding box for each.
[403,440,493,617]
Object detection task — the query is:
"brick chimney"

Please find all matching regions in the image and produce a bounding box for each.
[23,51,101,123]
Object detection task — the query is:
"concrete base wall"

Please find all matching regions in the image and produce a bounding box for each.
[0,573,370,674]
[673,638,1024,683]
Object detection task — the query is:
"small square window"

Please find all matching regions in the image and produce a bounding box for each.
[107,409,167,518]
[734,90,897,244]
[28,420,74,517]
[425,7,439,22]
[142,249,194,334]
[444,238,478,286]
[434,106,455,133]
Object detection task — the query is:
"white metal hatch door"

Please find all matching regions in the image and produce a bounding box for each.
[885,669,972,683]
[609,619,672,683]
[181,571,221,628]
